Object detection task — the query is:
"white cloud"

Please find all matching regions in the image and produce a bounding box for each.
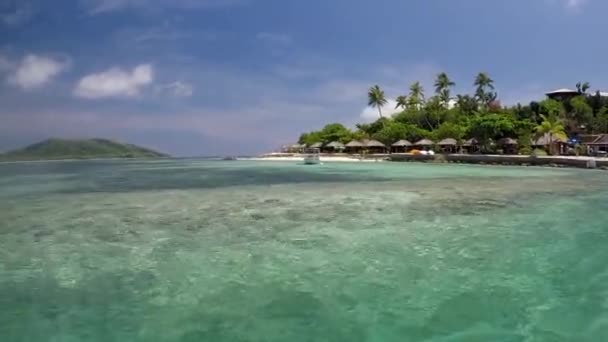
[256,32,293,45]
[360,99,401,122]
[7,54,67,90]
[159,81,194,97]
[74,64,154,99]
[564,0,587,10]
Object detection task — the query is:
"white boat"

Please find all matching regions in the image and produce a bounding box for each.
[303,148,321,165]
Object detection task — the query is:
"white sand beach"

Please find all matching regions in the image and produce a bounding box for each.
[243,154,386,162]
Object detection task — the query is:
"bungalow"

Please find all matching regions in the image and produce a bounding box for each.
[391,140,412,153]
[498,138,518,155]
[323,141,345,153]
[584,134,608,155]
[437,138,458,153]
[532,135,568,155]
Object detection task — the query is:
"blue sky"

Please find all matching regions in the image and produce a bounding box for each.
[0,0,606,155]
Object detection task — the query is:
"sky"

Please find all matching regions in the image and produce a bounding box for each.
[1,0,607,156]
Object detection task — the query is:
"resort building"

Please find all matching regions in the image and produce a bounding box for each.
[546,88,608,101]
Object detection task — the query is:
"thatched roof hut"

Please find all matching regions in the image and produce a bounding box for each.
[533,135,567,146]
[325,141,345,149]
[498,138,518,145]
[346,140,364,147]
[437,138,458,146]
[414,139,435,146]
[462,138,479,146]
[392,139,412,147]
[290,143,304,149]
[309,142,323,148]
[363,139,386,147]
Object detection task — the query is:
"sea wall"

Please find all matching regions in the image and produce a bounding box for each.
[388,153,608,169]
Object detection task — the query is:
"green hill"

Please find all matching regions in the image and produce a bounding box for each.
[0,138,169,161]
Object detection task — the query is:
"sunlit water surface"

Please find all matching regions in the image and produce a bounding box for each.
[1,160,608,341]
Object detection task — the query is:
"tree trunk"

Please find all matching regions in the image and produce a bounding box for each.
[378,106,383,118]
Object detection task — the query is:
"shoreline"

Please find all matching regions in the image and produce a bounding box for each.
[249,153,608,170]
[243,155,386,163]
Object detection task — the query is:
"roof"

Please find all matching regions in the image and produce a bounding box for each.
[578,134,604,144]
[462,138,479,146]
[498,137,518,145]
[290,143,304,148]
[587,134,608,145]
[546,88,578,95]
[309,142,323,148]
[325,141,345,148]
[392,139,412,147]
[363,139,386,147]
[414,139,435,146]
[345,140,364,147]
[437,138,457,146]
[533,135,567,146]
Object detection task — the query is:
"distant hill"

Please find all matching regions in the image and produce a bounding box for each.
[0,138,169,161]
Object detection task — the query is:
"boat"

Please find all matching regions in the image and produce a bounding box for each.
[303,148,321,165]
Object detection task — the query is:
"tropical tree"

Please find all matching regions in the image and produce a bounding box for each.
[592,106,608,133]
[474,72,496,106]
[456,94,478,115]
[372,121,427,145]
[395,95,408,110]
[368,85,388,118]
[408,82,425,108]
[434,72,455,106]
[575,81,590,95]
[535,114,567,155]
[569,95,593,133]
[539,99,565,117]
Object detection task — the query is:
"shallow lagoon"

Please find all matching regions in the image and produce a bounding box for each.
[1,160,608,341]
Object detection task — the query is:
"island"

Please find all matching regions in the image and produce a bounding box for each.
[0,138,169,161]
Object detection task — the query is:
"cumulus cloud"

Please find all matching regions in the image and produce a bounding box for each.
[360,99,401,122]
[7,54,67,90]
[158,81,194,97]
[74,64,154,99]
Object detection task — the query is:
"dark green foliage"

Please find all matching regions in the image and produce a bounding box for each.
[0,138,168,161]
[298,72,608,152]
[372,121,428,145]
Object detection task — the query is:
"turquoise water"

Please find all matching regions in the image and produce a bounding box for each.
[1,160,608,341]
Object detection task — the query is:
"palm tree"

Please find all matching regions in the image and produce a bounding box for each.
[395,95,408,110]
[576,81,590,95]
[474,72,495,105]
[368,85,388,118]
[535,114,568,155]
[434,72,455,106]
[408,82,425,108]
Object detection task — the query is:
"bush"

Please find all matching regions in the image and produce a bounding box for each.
[532,148,548,156]
[519,146,532,155]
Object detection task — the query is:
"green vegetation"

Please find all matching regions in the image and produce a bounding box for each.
[0,138,169,161]
[299,72,608,155]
